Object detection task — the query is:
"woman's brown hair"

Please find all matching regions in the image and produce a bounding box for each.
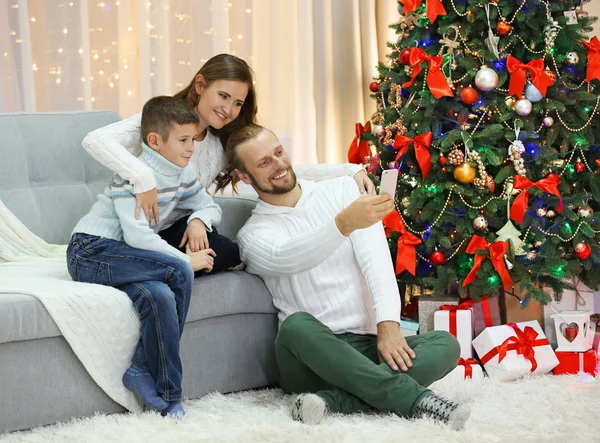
[172,54,258,191]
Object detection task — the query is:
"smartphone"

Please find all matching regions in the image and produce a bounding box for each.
[379,169,399,196]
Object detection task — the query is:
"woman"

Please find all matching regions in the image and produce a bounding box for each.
[83,54,374,251]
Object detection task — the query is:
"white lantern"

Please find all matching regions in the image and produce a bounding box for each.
[551,310,594,352]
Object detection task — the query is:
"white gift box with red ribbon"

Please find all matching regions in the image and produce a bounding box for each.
[472,320,559,381]
[434,301,474,359]
[441,358,484,382]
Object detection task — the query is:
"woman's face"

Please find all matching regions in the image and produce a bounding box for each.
[195,78,249,130]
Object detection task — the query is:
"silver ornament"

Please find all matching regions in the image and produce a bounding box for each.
[473,216,488,231]
[577,205,594,218]
[524,83,544,103]
[536,208,547,217]
[566,52,579,65]
[475,67,499,92]
[373,125,384,136]
[515,98,533,116]
[543,116,554,127]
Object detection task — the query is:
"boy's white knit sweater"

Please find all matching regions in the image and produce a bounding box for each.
[73,144,222,263]
[237,177,401,335]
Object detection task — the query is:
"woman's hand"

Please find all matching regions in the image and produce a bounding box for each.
[354,170,376,195]
[135,188,160,224]
[180,219,209,252]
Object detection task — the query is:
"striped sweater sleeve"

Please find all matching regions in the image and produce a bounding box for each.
[82,113,157,194]
[111,175,190,263]
[176,168,222,231]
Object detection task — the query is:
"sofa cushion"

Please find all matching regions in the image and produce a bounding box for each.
[0,271,275,346]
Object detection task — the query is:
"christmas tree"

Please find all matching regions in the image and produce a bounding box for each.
[353,0,600,305]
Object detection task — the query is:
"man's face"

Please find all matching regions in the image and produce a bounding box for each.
[236,130,297,195]
[155,122,198,167]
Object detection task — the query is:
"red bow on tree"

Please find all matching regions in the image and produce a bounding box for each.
[348,121,371,164]
[480,324,549,372]
[509,175,563,224]
[383,210,422,276]
[458,357,479,379]
[393,132,433,179]
[506,56,553,99]
[583,37,600,82]
[462,235,514,290]
[400,0,447,24]
[401,48,453,99]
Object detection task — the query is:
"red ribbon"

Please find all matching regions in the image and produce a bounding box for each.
[480,296,493,327]
[401,48,453,99]
[458,358,479,379]
[596,159,600,168]
[382,210,422,276]
[506,56,553,99]
[583,37,600,82]
[348,121,371,164]
[393,132,433,179]
[480,324,549,372]
[509,174,563,224]
[462,235,514,290]
[400,0,447,23]
[439,300,476,337]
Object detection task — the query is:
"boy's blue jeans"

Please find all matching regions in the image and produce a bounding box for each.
[66,233,193,402]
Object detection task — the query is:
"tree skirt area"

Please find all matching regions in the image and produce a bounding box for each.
[2,373,597,443]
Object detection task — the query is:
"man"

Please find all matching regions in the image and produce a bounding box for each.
[229,124,469,430]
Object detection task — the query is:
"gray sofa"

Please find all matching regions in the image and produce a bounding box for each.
[0,111,279,433]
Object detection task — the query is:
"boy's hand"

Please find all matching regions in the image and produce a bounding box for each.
[180,219,209,252]
[186,246,216,272]
[135,188,160,224]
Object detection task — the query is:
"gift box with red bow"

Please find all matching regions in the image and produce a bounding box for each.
[552,349,599,376]
[471,295,501,336]
[441,358,484,382]
[434,301,474,359]
[472,320,559,381]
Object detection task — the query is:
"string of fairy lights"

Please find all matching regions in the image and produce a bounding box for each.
[3,1,252,112]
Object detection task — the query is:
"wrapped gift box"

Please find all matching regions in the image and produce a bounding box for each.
[552,349,599,376]
[472,296,501,336]
[472,320,559,381]
[434,302,474,359]
[542,279,598,345]
[418,296,459,333]
[400,317,419,337]
[441,358,484,382]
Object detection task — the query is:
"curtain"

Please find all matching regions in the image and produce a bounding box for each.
[1,0,392,164]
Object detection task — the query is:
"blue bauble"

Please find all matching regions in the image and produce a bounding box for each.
[398,3,404,14]
[524,83,544,103]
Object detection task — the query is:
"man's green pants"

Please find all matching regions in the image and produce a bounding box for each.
[275,312,460,417]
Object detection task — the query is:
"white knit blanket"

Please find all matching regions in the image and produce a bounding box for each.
[0,200,142,412]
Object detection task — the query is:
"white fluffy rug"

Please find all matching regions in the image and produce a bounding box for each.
[2,374,598,443]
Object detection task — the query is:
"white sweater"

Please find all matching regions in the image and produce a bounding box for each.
[82,113,364,193]
[236,178,402,335]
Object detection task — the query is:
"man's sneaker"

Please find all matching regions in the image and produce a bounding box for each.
[291,393,328,425]
[413,393,471,430]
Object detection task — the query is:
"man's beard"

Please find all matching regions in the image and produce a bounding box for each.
[249,167,297,195]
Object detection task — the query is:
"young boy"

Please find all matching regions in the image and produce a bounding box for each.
[67,96,222,418]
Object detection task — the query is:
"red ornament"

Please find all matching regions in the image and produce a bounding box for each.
[546,172,561,184]
[574,242,591,259]
[596,159,600,168]
[460,87,479,105]
[399,49,411,65]
[429,250,447,266]
[439,154,447,166]
[575,161,585,173]
[496,20,512,36]
[369,81,379,93]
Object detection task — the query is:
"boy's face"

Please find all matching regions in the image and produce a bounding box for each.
[151,123,198,168]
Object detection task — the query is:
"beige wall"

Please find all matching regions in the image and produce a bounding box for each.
[588,2,600,36]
